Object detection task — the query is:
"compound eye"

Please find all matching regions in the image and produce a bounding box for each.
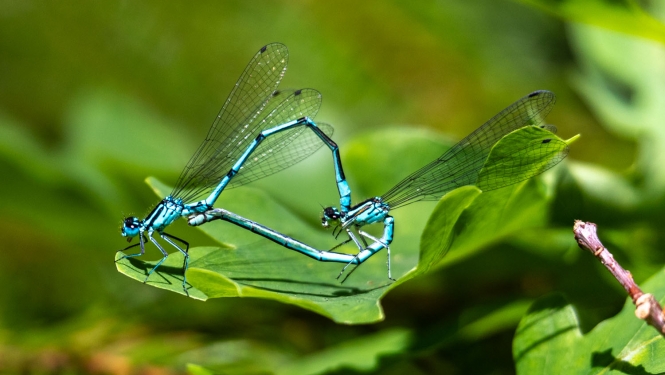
[121,217,141,238]
[124,217,138,229]
[323,207,339,220]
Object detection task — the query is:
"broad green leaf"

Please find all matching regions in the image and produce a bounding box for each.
[116,128,572,323]
[420,126,576,269]
[516,0,665,45]
[418,186,482,274]
[513,294,583,374]
[514,267,665,374]
[476,126,573,190]
[443,177,551,266]
[115,248,211,301]
[118,178,400,324]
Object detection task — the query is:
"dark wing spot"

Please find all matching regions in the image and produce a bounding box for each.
[542,139,551,144]
[260,45,267,53]
[294,89,302,96]
[528,91,540,98]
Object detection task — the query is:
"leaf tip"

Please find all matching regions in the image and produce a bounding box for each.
[565,134,581,145]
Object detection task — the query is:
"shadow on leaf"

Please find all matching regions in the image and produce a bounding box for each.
[591,349,652,375]
[233,277,389,298]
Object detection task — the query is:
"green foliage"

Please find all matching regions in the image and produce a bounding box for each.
[418,186,482,273]
[568,17,665,204]
[517,0,665,45]
[514,267,665,374]
[116,126,574,324]
[275,329,411,375]
[505,6,665,372]
[422,128,578,269]
[2,1,665,373]
[477,126,575,189]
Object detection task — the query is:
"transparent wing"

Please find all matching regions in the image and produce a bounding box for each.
[175,88,324,201]
[540,124,558,133]
[230,121,334,187]
[171,43,289,200]
[382,90,558,208]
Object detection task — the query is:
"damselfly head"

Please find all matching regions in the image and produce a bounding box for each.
[321,206,341,228]
[121,217,140,238]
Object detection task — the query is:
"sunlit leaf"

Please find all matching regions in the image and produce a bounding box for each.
[115,249,211,301]
[420,126,575,269]
[119,178,396,324]
[116,128,572,323]
[514,265,665,374]
[476,126,572,190]
[418,186,482,274]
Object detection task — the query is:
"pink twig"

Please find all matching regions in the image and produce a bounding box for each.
[573,220,665,337]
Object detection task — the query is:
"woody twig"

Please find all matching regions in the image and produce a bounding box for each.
[573,220,665,337]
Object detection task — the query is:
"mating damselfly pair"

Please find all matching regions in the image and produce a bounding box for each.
[118,43,571,296]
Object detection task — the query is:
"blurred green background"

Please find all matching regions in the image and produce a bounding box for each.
[2,0,665,373]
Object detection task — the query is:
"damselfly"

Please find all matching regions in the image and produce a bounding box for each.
[319,90,570,280]
[118,44,350,295]
[191,91,571,282]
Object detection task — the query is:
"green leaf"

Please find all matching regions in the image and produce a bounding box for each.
[516,0,665,45]
[420,126,575,270]
[115,248,211,301]
[477,126,573,190]
[116,128,572,324]
[513,294,583,374]
[123,178,398,324]
[418,186,482,274]
[514,267,665,374]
